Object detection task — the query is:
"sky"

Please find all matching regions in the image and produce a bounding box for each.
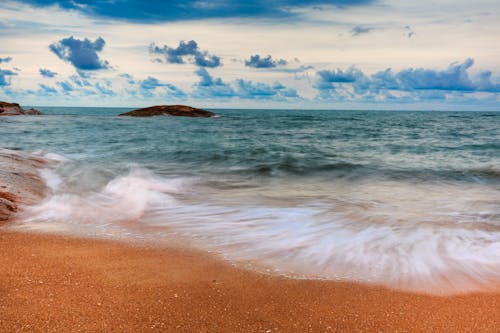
[0,0,499,110]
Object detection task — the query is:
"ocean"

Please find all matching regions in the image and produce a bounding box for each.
[2,107,499,294]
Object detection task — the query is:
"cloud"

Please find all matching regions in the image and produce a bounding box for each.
[272,65,314,73]
[37,83,58,95]
[139,76,186,97]
[192,68,299,100]
[193,68,235,98]
[150,40,221,68]
[350,26,372,36]
[39,68,58,78]
[315,58,500,101]
[119,73,136,84]
[0,69,17,86]
[49,36,110,70]
[235,79,299,99]
[57,80,74,93]
[0,56,12,63]
[395,58,477,91]
[95,82,115,96]
[69,75,91,87]
[316,67,366,92]
[245,54,287,68]
[17,0,375,22]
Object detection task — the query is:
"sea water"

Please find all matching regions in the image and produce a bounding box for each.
[1,108,499,294]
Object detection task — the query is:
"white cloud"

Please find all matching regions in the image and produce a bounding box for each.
[0,0,499,109]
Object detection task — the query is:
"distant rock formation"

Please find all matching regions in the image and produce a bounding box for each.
[0,101,42,116]
[119,105,216,118]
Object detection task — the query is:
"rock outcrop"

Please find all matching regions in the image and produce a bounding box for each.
[0,149,48,222]
[119,105,215,118]
[0,101,42,116]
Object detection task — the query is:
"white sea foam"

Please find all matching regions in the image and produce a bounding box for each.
[39,169,62,190]
[32,150,71,163]
[16,167,500,294]
[21,168,191,228]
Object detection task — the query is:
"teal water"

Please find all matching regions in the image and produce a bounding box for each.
[1,108,500,293]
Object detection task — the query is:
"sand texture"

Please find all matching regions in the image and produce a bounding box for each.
[0,231,499,332]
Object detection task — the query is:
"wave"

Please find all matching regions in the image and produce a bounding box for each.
[466,166,500,179]
[11,162,500,295]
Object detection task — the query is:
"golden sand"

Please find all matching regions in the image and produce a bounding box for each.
[0,230,498,332]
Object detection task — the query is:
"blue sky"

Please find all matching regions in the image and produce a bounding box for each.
[0,0,499,109]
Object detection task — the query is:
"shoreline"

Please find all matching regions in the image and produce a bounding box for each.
[1,229,499,332]
[1,148,499,331]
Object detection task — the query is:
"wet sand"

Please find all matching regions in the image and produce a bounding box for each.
[1,230,499,333]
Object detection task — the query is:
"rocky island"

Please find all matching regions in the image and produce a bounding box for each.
[0,101,42,116]
[118,105,216,118]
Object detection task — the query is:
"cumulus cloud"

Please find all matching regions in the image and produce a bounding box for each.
[245,54,287,68]
[139,76,186,97]
[69,74,92,87]
[350,26,372,36]
[119,73,136,84]
[395,58,476,91]
[95,82,115,96]
[193,68,235,98]
[37,83,58,95]
[0,69,17,86]
[0,56,12,64]
[192,68,299,100]
[315,58,500,100]
[57,80,74,93]
[235,79,299,99]
[49,36,110,70]
[150,40,221,68]
[39,68,58,78]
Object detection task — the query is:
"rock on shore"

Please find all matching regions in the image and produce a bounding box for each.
[119,105,215,118]
[0,149,48,222]
[0,101,42,116]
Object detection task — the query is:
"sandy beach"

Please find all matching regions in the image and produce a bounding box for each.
[0,146,499,332]
[0,229,499,332]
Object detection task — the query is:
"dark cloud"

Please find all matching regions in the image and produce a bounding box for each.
[245,54,288,68]
[0,69,17,86]
[150,40,221,68]
[17,0,375,22]
[0,56,12,64]
[350,26,372,36]
[39,68,58,78]
[316,67,366,92]
[315,58,500,100]
[245,54,287,68]
[49,36,110,70]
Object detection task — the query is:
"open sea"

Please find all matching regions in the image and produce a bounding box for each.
[2,107,499,294]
